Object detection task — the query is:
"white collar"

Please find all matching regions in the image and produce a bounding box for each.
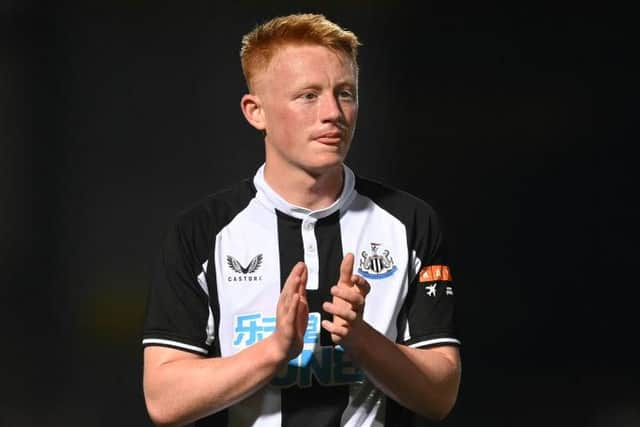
[253,163,356,220]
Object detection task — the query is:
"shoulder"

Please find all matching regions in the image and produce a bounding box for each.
[170,178,257,238]
[354,175,439,222]
[354,175,450,262]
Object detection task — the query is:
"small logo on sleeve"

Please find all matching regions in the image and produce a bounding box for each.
[418,265,452,282]
[420,265,453,297]
[426,283,437,297]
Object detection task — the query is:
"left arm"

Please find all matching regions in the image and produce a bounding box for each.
[322,254,461,420]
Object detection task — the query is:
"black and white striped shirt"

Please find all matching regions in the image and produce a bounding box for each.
[143,164,459,426]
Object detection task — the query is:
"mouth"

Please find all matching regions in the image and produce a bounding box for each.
[314,131,343,145]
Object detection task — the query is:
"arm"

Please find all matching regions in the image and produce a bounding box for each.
[144,262,309,427]
[327,320,461,420]
[322,254,461,420]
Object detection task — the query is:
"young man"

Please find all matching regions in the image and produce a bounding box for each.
[142,13,461,427]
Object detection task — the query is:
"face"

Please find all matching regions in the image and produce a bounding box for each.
[247,44,358,177]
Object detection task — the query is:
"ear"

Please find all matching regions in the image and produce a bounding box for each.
[240,94,266,131]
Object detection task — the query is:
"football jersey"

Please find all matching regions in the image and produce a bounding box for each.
[142,164,459,427]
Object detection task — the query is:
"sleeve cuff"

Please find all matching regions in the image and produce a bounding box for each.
[142,338,209,355]
[405,337,461,349]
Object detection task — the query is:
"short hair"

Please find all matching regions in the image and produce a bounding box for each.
[240,13,361,92]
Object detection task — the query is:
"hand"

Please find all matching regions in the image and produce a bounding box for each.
[272,262,309,362]
[321,253,371,345]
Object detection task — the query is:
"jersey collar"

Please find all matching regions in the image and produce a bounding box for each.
[253,163,356,220]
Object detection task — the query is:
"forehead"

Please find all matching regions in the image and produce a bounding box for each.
[256,44,357,90]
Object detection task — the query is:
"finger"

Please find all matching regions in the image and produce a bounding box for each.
[283,262,306,296]
[283,293,299,323]
[297,294,309,317]
[351,274,371,296]
[321,319,349,337]
[277,276,297,318]
[296,295,309,335]
[321,320,342,344]
[299,263,308,297]
[339,253,355,284]
[323,301,357,321]
[330,286,364,307]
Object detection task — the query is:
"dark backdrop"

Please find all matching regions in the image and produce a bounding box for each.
[2,1,638,426]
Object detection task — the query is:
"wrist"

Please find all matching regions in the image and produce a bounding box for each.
[262,334,290,368]
[340,319,371,358]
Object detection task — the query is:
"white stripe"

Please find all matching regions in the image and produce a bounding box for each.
[404,250,422,342]
[302,221,319,291]
[341,380,385,427]
[197,260,215,345]
[142,338,209,355]
[411,250,422,278]
[409,338,461,348]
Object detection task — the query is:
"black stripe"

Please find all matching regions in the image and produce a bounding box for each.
[276,210,304,292]
[315,212,343,347]
[277,210,349,427]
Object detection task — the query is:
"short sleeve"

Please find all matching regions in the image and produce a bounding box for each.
[142,217,214,356]
[401,206,460,349]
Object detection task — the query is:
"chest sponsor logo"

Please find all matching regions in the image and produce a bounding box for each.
[226,254,263,282]
[357,242,397,279]
[233,312,364,387]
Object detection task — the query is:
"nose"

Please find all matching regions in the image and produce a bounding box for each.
[319,94,343,124]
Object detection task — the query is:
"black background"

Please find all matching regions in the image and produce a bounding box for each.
[2,0,638,426]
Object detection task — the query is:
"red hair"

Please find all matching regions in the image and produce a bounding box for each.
[240,13,361,92]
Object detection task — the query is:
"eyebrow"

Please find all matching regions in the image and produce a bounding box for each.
[293,79,356,90]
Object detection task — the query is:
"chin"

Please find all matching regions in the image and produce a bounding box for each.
[303,159,344,178]
[313,145,348,164]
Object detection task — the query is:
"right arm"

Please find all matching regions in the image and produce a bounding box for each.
[143,262,308,427]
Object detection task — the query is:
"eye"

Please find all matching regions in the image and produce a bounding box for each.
[338,90,355,100]
[300,92,318,101]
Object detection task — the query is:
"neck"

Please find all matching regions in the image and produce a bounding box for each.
[263,163,344,211]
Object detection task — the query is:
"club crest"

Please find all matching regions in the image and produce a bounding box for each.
[357,243,397,279]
